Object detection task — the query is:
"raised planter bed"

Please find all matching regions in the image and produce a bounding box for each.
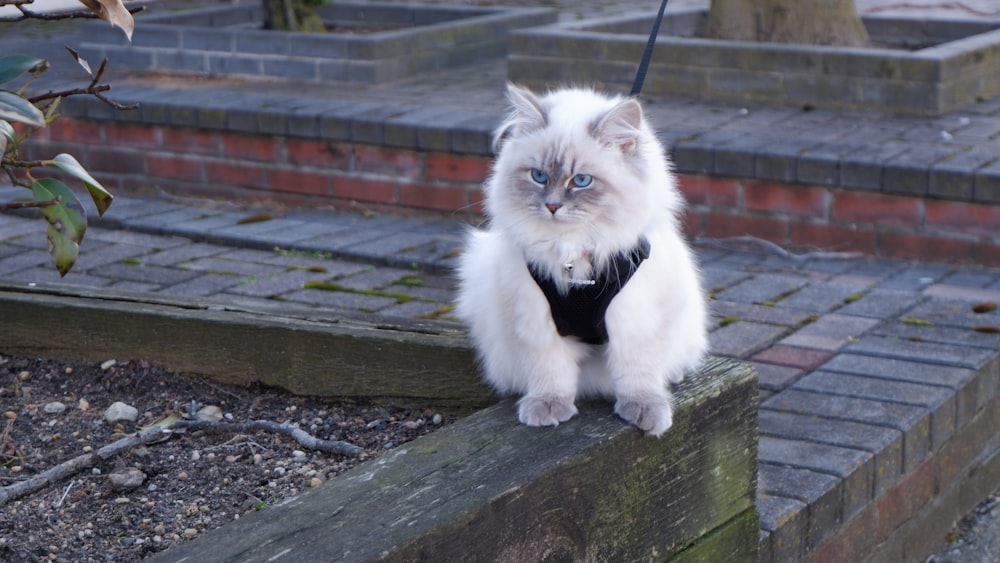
[79,2,556,84]
[507,8,1000,115]
[0,281,759,560]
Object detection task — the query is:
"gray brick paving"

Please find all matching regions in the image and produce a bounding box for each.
[836,289,923,319]
[758,464,842,551]
[780,314,882,351]
[758,436,874,522]
[708,321,788,358]
[713,273,809,305]
[764,389,930,474]
[795,371,956,449]
[760,409,901,497]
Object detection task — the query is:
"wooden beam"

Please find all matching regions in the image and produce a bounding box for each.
[146,357,759,562]
[0,282,490,411]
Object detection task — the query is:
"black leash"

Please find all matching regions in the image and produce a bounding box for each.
[630,0,671,97]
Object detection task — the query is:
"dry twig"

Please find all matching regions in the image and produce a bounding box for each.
[0,418,362,507]
[698,235,864,261]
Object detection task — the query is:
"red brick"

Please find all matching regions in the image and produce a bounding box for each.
[88,146,146,175]
[973,241,1000,268]
[677,175,741,207]
[204,161,268,189]
[332,175,396,204]
[424,153,491,183]
[102,122,159,149]
[47,118,103,144]
[831,191,921,228]
[744,181,828,216]
[468,188,487,217]
[812,503,878,563]
[878,232,974,263]
[354,145,422,177]
[221,134,280,161]
[286,139,351,169]
[875,458,935,541]
[789,222,878,255]
[399,182,468,212]
[703,212,788,242]
[161,128,220,156]
[750,345,832,371]
[924,200,1000,238]
[148,154,204,182]
[268,168,330,197]
[681,209,703,238]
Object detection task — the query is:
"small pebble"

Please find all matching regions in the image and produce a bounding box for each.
[77,398,89,411]
[104,402,139,423]
[292,450,307,461]
[253,453,263,465]
[196,405,223,422]
[108,468,147,491]
[183,528,198,538]
[432,413,443,425]
[100,359,116,370]
[18,371,30,381]
[4,411,16,420]
[43,401,66,414]
[309,477,322,488]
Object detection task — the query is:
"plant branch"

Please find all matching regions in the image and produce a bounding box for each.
[0,426,167,507]
[27,53,139,111]
[0,417,363,507]
[0,199,58,211]
[169,419,364,457]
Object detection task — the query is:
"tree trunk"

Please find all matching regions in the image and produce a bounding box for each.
[262,0,325,33]
[705,0,869,47]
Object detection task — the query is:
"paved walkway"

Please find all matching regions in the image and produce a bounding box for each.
[3,0,1000,560]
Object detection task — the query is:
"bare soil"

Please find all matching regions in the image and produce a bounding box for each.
[0,354,455,562]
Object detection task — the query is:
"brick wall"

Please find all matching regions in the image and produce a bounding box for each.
[29,117,1000,267]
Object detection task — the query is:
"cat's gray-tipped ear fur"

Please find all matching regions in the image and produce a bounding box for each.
[505,83,547,134]
[593,97,643,154]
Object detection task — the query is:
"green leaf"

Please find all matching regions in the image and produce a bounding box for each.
[45,222,80,277]
[0,90,45,127]
[31,178,88,245]
[0,55,47,85]
[50,153,114,216]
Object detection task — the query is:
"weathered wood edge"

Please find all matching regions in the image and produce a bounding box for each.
[0,282,489,411]
[146,357,759,562]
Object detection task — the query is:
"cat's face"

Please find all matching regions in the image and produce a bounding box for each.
[487,85,655,245]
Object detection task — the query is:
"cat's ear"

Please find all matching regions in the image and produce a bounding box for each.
[593,98,643,154]
[505,83,547,134]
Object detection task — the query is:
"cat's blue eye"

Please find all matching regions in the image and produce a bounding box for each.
[571,174,593,188]
[530,169,548,185]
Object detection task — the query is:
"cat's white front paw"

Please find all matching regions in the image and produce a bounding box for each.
[517,395,578,427]
[615,395,673,437]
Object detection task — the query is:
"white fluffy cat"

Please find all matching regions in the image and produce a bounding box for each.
[455,84,707,437]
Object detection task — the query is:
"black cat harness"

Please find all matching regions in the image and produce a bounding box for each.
[528,238,651,345]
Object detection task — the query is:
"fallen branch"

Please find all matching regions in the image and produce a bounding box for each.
[169,419,363,457]
[0,417,362,507]
[698,235,864,261]
[0,426,166,507]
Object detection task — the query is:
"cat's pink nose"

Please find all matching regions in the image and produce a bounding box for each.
[546,203,561,214]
